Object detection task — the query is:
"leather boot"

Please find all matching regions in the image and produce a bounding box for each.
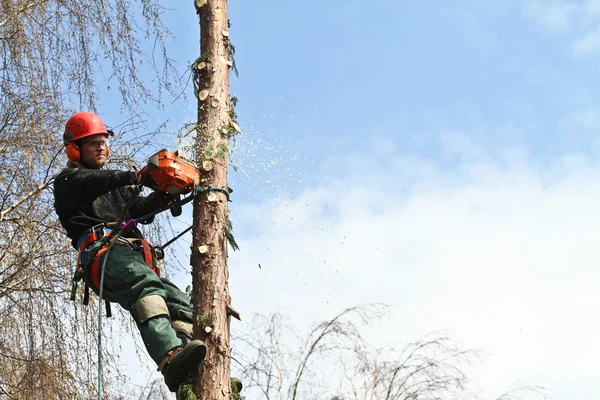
[159,340,207,392]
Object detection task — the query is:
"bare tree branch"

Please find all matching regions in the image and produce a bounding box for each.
[232,306,548,400]
[0,179,54,221]
[0,0,49,28]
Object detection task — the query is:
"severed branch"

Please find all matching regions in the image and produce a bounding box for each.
[226,304,242,321]
[0,179,54,221]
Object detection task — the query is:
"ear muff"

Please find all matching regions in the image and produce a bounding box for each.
[65,142,80,162]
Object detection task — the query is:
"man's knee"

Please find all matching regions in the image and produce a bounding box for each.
[133,294,170,324]
[172,320,193,341]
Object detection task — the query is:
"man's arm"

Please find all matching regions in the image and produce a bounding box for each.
[54,168,138,208]
[122,186,174,224]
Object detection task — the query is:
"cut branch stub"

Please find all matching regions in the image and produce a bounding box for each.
[198,244,209,254]
[195,0,207,8]
[222,30,229,37]
[198,90,209,101]
[197,62,206,70]
[230,121,241,133]
[219,56,232,67]
[226,304,242,321]
[202,160,214,171]
[207,192,218,202]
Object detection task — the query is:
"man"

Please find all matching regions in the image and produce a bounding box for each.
[53,111,205,392]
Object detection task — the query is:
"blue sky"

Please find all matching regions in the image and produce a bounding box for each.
[94,1,600,399]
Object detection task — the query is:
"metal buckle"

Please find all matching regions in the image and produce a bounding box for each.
[88,223,113,241]
[77,224,109,250]
[89,223,105,237]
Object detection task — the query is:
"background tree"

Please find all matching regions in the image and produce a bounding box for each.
[0,1,184,398]
[232,304,549,400]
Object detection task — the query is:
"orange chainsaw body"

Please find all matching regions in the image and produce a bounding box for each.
[147,149,200,194]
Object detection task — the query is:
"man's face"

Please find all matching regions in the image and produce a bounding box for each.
[79,134,109,169]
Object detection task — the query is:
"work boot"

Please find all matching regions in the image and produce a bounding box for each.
[159,340,207,392]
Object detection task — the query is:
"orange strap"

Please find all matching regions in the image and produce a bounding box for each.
[79,234,160,290]
[136,238,161,276]
[89,244,110,290]
[76,231,100,273]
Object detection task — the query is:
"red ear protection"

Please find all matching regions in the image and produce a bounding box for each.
[65,142,110,162]
[65,142,80,162]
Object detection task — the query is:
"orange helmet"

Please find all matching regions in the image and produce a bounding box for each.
[63,112,112,162]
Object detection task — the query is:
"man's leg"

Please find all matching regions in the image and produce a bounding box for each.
[83,244,205,391]
[86,245,180,363]
[161,277,193,346]
[159,277,243,394]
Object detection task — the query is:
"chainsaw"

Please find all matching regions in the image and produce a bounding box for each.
[144,149,201,217]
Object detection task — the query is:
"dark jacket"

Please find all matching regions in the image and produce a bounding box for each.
[53,168,171,249]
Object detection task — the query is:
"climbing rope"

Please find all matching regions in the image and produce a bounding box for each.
[96,232,121,400]
[92,184,230,399]
[196,185,231,201]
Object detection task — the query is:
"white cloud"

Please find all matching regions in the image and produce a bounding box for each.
[223,136,600,400]
[583,0,600,16]
[522,0,600,57]
[573,29,600,55]
[522,0,579,33]
[123,133,600,399]
[564,108,600,130]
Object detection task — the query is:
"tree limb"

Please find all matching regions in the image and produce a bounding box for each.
[0,0,50,28]
[0,179,54,221]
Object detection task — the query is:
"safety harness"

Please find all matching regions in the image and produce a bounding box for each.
[70,223,160,317]
[69,184,231,317]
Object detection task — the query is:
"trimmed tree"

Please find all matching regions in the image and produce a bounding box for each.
[190,0,240,398]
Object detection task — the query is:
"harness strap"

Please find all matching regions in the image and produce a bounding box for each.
[136,238,160,276]
[72,230,160,308]
[89,244,111,290]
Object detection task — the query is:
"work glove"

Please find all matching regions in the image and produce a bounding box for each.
[135,166,157,190]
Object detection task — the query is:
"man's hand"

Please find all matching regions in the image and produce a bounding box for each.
[136,166,157,190]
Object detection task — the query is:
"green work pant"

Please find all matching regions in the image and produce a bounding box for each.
[81,243,193,365]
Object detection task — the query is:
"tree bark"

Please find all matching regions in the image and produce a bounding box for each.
[191,0,234,398]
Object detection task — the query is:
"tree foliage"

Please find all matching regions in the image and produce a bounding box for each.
[0,1,182,398]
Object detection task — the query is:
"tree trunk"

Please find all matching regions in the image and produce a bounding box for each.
[191,0,233,398]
